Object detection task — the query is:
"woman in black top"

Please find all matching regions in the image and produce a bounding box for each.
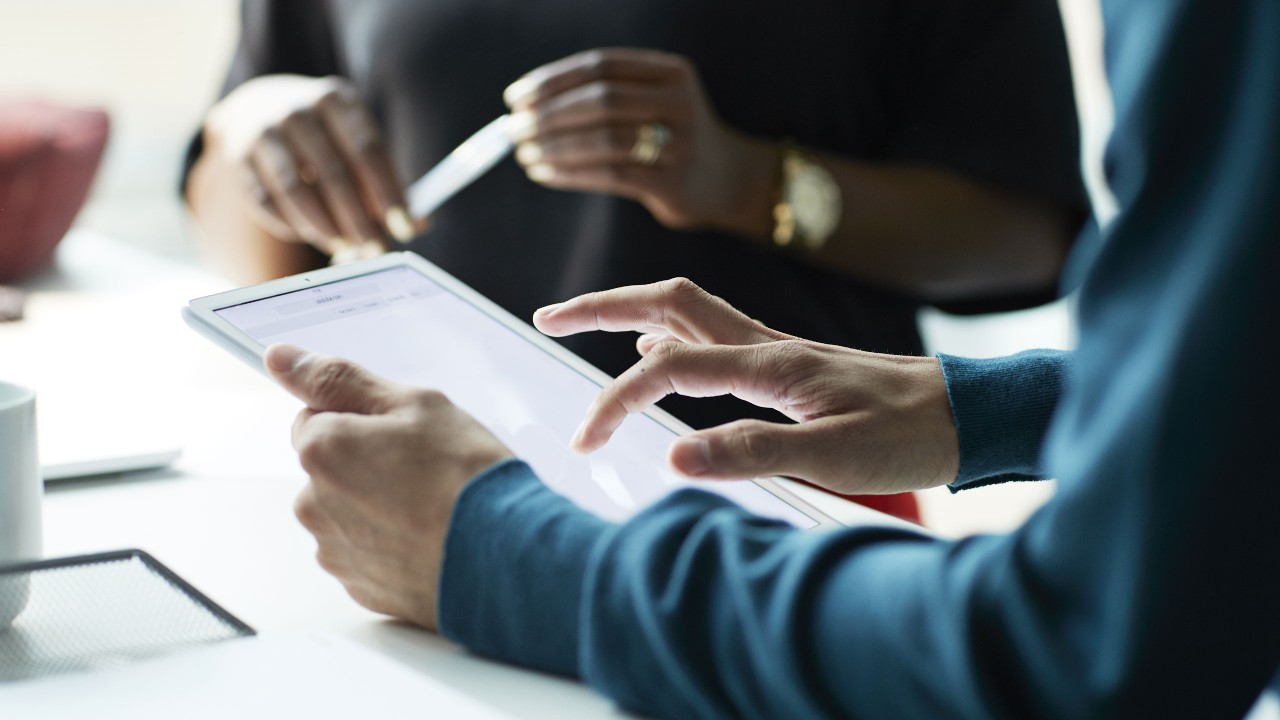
[185,0,1086,520]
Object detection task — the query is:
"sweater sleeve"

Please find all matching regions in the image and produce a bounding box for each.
[437,458,610,677]
[938,350,1071,490]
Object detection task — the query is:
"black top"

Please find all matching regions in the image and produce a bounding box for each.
[192,0,1085,428]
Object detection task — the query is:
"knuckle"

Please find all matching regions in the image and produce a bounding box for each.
[314,547,343,576]
[761,339,810,377]
[409,387,449,411]
[295,416,354,476]
[734,424,779,466]
[254,127,283,150]
[589,82,619,109]
[669,277,714,313]
[662,276,701,298]
[296,431,337,476]
[649,339,686,367]
[316,84,349,110]
[317,75,353,97]
[582,49,609,78]
[344,583,389,616]
[293,492,320,529]
[310,359,359,403]
[280,108,313,132]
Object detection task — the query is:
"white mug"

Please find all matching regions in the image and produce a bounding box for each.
[0,380,42,628]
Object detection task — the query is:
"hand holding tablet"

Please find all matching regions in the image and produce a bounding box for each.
[184,253,834,529]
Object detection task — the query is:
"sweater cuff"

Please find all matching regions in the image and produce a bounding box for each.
[437,458,613,677]
[937,350,1070,490]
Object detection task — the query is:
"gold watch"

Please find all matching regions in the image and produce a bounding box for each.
[772,145,841,251]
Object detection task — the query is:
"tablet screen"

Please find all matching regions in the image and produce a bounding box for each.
[212,265,818,528]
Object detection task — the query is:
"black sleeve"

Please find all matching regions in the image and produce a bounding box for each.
[888,0,1090,314]
[888,0,1086,216]
[179,0,340,197]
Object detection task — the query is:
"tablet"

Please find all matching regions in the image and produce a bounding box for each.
[184,253,835,530]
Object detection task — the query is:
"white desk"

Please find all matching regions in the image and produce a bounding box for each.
[0,231,899,718]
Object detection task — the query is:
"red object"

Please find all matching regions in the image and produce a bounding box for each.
[795,480,922,525]
[841,491,921,525]
[0,99,109,283]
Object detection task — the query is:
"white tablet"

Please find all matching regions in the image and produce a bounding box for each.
[184,252,836,530]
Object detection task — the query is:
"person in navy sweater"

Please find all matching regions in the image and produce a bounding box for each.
[260,1,1280,716]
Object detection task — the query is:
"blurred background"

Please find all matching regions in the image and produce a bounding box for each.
[0,0,237,262]
[0,0,1112,268]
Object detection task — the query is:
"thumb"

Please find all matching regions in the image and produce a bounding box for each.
[668,419,822,481]
[264,343,398,415]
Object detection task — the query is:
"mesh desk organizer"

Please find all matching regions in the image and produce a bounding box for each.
[0,549,255,682]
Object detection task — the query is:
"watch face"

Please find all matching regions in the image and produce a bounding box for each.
[788,161,841,248]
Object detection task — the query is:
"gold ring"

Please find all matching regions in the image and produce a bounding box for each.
[630,122,671,166]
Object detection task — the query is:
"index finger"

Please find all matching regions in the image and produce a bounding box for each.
[572,341,781,453]
[504,48,686,109]
[532,277,787,346]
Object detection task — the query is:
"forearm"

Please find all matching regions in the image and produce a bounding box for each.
[438,457,1119,719]
[716,134,1076,302]
[438,459,610,677]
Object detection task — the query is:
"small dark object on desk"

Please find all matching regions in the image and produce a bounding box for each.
[0,285,24,321]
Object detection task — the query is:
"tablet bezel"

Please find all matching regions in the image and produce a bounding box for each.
[184,252,840,530]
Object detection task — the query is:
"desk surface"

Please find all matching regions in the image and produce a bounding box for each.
[0,231,902,718]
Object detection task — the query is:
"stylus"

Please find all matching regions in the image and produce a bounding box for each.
[406,115,515,219]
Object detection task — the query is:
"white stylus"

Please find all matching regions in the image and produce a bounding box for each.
[406,114,515,219]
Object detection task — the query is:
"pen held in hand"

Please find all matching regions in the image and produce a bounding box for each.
[405,114,515,221]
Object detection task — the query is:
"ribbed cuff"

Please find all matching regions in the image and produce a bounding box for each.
[937,350,1070,490]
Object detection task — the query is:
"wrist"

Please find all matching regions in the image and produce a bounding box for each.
[711,129,780,240]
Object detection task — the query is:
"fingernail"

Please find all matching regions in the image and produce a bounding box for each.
[359,240,386,259]
[527,163,556,183]
[385,206,415,243]
[570,422,590,451]
[515,141,543,166]
[673,437,712,476]
[534,302,563,319]
[266,343,311,373]
[507,110,537,141]
[502,77,539,109]
[331,242,362,265]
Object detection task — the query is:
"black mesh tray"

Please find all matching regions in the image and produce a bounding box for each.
[0,549,255,682]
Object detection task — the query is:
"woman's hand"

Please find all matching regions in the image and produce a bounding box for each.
[503,49,777,237]
[533,278,960,495]
[202,75,422,263]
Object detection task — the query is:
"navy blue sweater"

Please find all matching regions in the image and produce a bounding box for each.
[438,1,1280,716]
